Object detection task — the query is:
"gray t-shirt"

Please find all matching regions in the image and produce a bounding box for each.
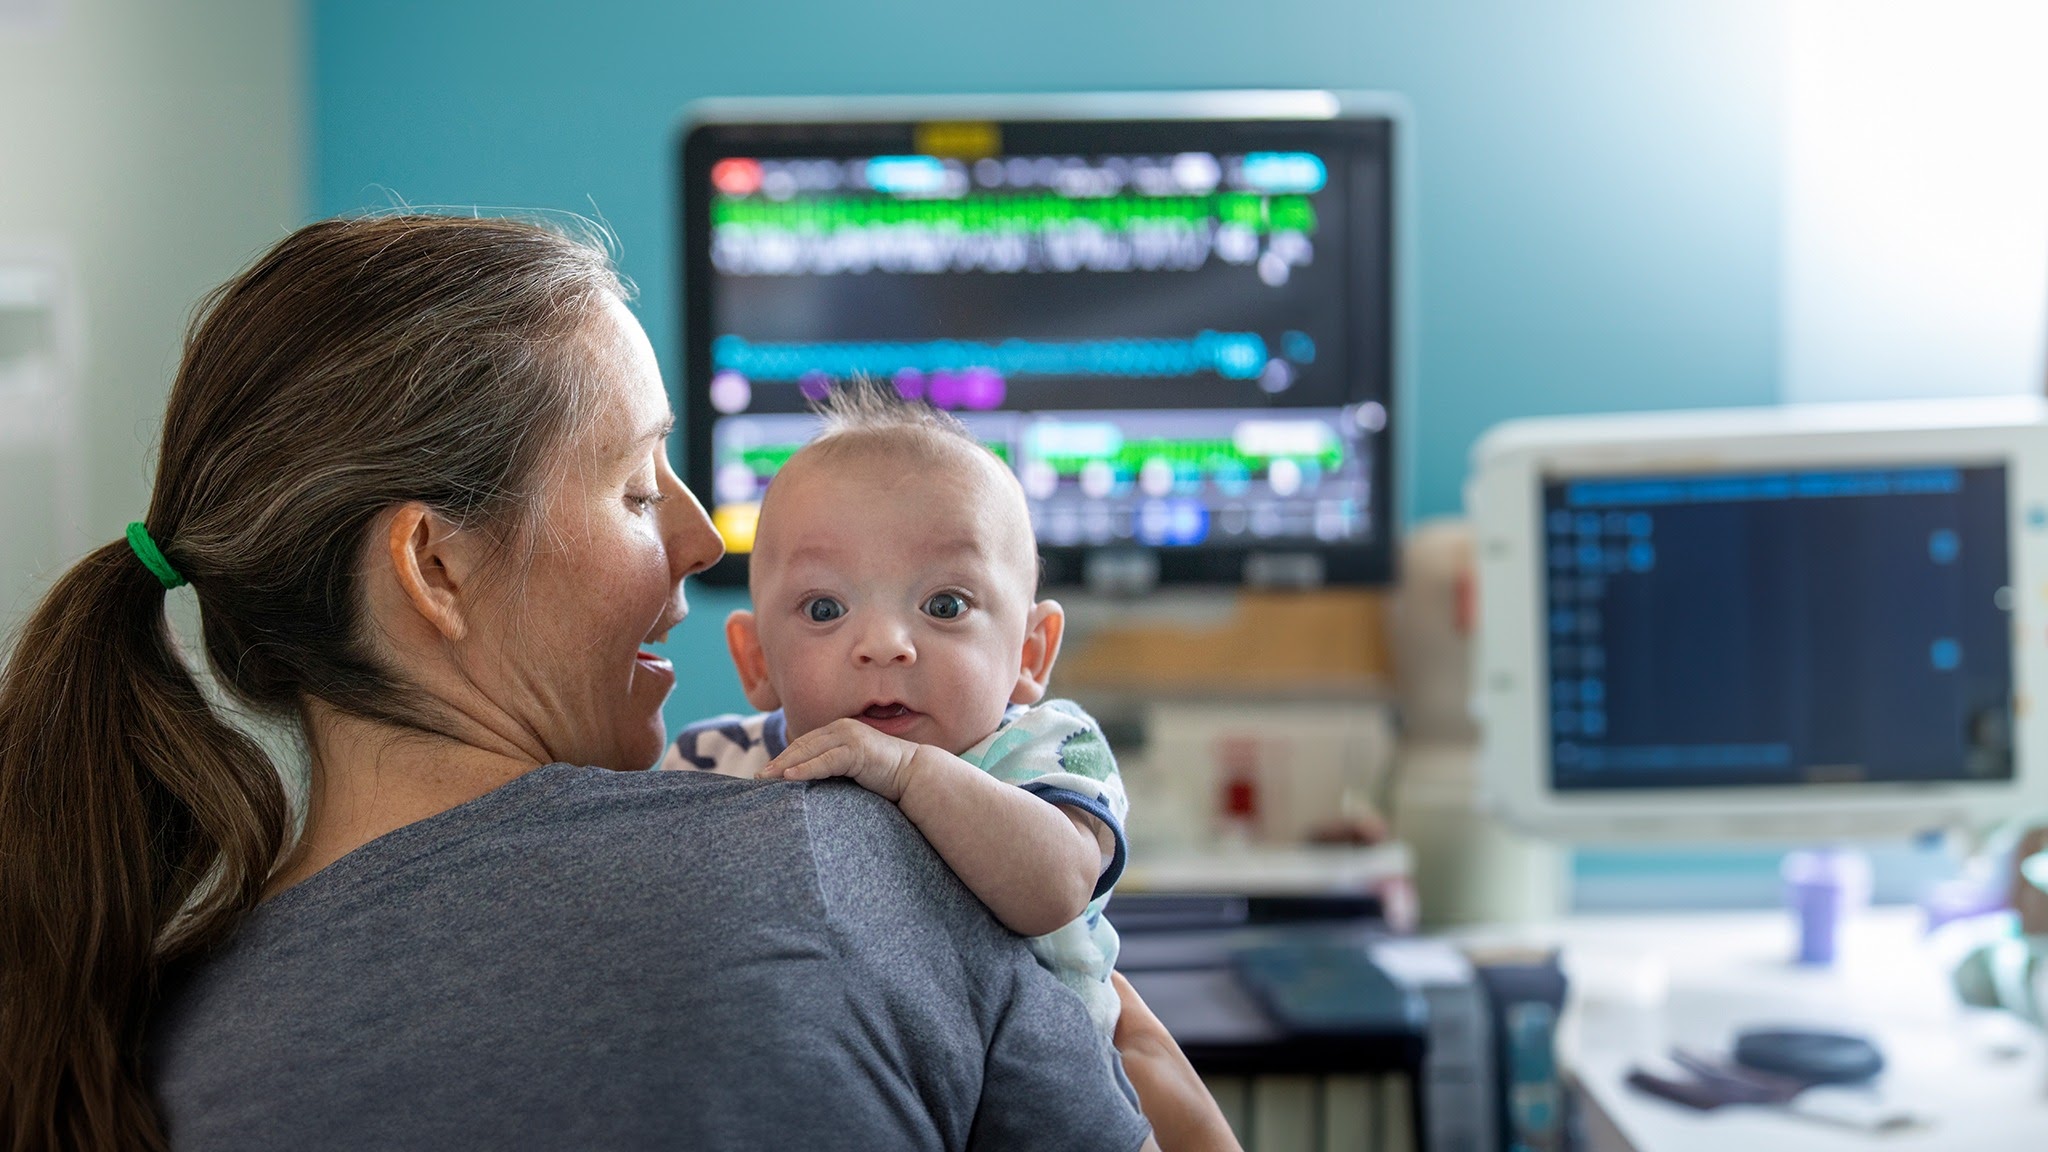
[148,765,1150,1151]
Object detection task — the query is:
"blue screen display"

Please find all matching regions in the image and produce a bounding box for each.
[1542,464,2014,791]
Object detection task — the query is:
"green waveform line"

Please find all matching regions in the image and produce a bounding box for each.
[1041,437,1342,477]
[713,192,1317,237]
[737,440,1010,475]
[736,444,802,474]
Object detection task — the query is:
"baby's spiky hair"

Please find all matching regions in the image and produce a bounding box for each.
[805,378,984,458]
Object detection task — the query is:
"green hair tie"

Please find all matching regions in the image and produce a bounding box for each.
[125,522,187,590]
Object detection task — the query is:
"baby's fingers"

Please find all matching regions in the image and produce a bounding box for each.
[759,731,833,779]
[775,746,859,781]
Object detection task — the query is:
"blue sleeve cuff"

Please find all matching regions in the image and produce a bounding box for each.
[671,718,740,771]
[1018,783,1127,900]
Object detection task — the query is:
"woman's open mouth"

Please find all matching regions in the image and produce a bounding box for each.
[635,649,675,686]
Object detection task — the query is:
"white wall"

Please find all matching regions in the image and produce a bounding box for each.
[0,0,301,625]
[1782,0,2048,403]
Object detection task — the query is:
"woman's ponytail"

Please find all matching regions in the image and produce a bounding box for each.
[0,541,286,1150]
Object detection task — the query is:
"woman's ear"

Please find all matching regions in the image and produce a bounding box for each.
[725,609,782,712]
[385,503,476,642]
[1011,598,1066,705]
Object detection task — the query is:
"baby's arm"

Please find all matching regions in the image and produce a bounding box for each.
[761,718,1105,937]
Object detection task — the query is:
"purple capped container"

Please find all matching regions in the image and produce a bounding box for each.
[1783,848,1872,966]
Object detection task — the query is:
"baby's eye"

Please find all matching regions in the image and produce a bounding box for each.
[804,597,845,623]
[923,592,968,620]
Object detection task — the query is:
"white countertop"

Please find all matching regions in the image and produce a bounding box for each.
[1458,907,2048,1152]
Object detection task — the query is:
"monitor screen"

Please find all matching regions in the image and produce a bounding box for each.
[680,107,1396,586]
[1541,463,2015,792]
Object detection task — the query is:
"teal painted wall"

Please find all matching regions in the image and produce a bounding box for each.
[314,1,1784,730]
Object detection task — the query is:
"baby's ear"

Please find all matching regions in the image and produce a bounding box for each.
[1011,598,1065,705]
[725,610,782,712]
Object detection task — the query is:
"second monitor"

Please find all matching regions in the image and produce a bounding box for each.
[1471,398,2048,842]
[679,91,1402,588]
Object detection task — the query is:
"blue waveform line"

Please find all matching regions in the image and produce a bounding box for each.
[712,332,1269,382]
[1556,742,1793,771]
[1564,467,1962,509]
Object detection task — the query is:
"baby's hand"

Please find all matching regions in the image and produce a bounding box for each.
[759,717,932,802]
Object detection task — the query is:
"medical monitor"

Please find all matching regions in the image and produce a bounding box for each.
[1470,398,2048,841]
[679,92,1402,588]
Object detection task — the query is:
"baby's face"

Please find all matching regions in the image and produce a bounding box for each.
[737,440,1051,755]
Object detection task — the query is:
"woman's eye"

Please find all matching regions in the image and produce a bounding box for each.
[923,592,967,620]
[804,597,845,623]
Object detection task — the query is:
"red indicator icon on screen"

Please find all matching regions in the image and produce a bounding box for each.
[712,158,763,196]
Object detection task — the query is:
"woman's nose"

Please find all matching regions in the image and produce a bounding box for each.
[663,470,724,581]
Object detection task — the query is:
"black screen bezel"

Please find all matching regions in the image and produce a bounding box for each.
[677,111,1398,587]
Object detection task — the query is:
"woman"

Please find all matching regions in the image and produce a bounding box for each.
[0,216,1233,1150]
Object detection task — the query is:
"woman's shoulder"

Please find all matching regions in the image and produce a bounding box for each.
[193,767,955,965]
[148,769,1008,1150]
[196,766,820,960]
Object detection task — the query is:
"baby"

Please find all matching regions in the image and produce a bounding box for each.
[665,386,1128,1032]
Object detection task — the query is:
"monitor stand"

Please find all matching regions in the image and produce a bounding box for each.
[1245,551,1327,589]
[1084,548,1159,597]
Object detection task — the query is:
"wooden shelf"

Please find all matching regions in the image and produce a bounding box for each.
[1057,588,1393,697]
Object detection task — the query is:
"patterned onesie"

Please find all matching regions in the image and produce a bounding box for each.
[671,698,1128,1033]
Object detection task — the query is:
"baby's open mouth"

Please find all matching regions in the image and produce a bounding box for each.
[854,703,921,737]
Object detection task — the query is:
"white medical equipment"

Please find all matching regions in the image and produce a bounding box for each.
[1469,397,2048,841]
